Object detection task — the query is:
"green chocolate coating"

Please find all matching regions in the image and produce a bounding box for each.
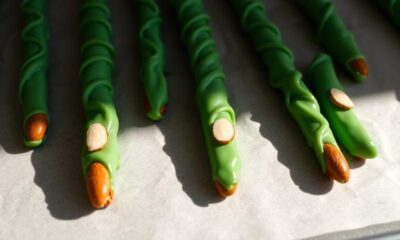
[306,54,377,159]
[298,0,366,81]
[170,0,241,190]
[137,0,169,121]
[230,0,340,172]
[376,0,400,27]
[80,0,120,187]
[20,0,49,147]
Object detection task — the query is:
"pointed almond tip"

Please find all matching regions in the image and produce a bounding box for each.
[324,144,350,183]
[215,181,237,197]
[86,162,113,209]
[350,58,368,78]
[26,113,48,141]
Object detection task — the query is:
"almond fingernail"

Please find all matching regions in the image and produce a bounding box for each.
[26,113,48,141]
[350,58,368,77]
[324,144,350,183]
[86,162,113,209]
[215,181,237,197]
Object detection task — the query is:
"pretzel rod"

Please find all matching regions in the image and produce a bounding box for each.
[298,0,368,81]
[230,0,349,182]
[306,54,377,159]
[138,0,168,121]
[80,0,120,208]
[20,0,49,147]
[170,0,241,196]
[376,0,400,27]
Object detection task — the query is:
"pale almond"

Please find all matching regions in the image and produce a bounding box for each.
[86,123,108,152]
[329,88,354,110]
[212,118,235,144]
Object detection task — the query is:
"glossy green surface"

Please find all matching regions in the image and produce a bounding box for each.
[231,0,340,172]
[306,54,377,159]
[20,0,49,147]
[80,0,120,187]
[298,0,366,81]
[171,0,241,190]
[376,0,400,27]
[138,0,168,121]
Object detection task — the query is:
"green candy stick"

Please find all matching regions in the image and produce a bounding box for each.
[306,54,377,159]
[80,0,120,200]
[298,0,367,81]
[376,0,400,27]
[170,0,241,192]
[20,0,49,147]
[230,0,345,174]
[137,0,169,121]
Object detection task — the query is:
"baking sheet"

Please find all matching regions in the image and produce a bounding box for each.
[1,0,400,239]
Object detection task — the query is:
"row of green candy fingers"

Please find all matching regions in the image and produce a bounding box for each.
[230,0,377,183]
[19,0,240,208]
[20,0,378,209]
[21,0,397,145]
[86,0,378,205]
[19,0,116,208]
[139,0,377,192]
[83,0,241,208]
[19,0,370,146]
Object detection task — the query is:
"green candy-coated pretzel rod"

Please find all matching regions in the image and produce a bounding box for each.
[137,0,169,121]
[20,0,49,147]
[376,0,400,27]
[230,0,350,182]
[298,0,368,82]
[170,0,241,195]
[80,0,120,208]
[306,54,377,159]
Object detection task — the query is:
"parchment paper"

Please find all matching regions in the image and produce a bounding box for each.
[1,0,400,239]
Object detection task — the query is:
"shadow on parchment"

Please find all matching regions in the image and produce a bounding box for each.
[4,0,400,220]
[28,0,94,220]
[0,0,29,154]
[115,0,225,206]
[217,0,334,194]
[154,1,224,206]
[0,0,94,219]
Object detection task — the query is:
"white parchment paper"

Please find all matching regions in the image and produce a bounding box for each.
[1,0,400,239]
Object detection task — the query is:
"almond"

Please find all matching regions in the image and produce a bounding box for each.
[212,118,235,144]
[86,123,108,152]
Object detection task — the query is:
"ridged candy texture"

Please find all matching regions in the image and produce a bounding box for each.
[20,0,49,147]
[172,0,241,190]
[80,0,120,187]
[138,0,168,121]
[298,0,365,81]
[231,0,339,171]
